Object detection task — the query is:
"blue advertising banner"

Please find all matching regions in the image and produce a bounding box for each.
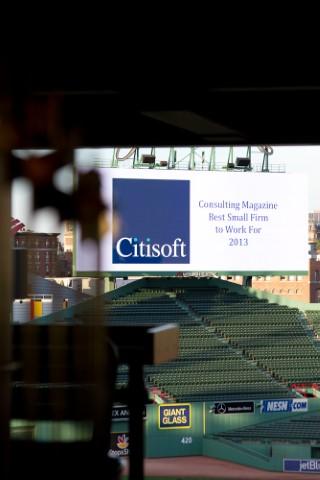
[284,459,320,473]
[260,398,308,413]
[158,403,191,429]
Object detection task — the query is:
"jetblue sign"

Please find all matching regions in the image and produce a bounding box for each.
[260,398,308,413]
[112,178,190,265]
[284,459,320,473]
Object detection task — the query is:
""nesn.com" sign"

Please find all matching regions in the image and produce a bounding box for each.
[260,398,308,413]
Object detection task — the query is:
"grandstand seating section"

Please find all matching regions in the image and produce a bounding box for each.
[215,412,320,441]
[306,310,320,338]
[66,279,320,402]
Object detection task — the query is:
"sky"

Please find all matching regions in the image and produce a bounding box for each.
[272,146,320,209]
[11,146,320,236]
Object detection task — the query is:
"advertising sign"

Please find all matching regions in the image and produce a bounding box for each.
[109,432,129,457]
[209,401,254,414]
[75,169,308,275]
[284,459,320,473]
[260,398,308,414]
[158,403,191,429]
[112,405,147,421]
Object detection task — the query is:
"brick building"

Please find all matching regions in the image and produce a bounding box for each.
[250,259,320,303]
[222,258,320,303]
[64,221,74,252]
[14,232,59,277]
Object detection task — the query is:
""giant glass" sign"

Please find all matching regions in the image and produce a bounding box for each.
[158,403,191,429]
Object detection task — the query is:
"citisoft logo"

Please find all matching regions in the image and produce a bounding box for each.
[112,178,190,264]
[115,237,187,259]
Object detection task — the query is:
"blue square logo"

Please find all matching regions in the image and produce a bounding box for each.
[112,178,190,264]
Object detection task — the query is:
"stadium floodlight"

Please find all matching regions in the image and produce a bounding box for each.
[141,154,156,164]
[236,157,251,169]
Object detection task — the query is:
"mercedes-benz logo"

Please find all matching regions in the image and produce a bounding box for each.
[216,403,227,414]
